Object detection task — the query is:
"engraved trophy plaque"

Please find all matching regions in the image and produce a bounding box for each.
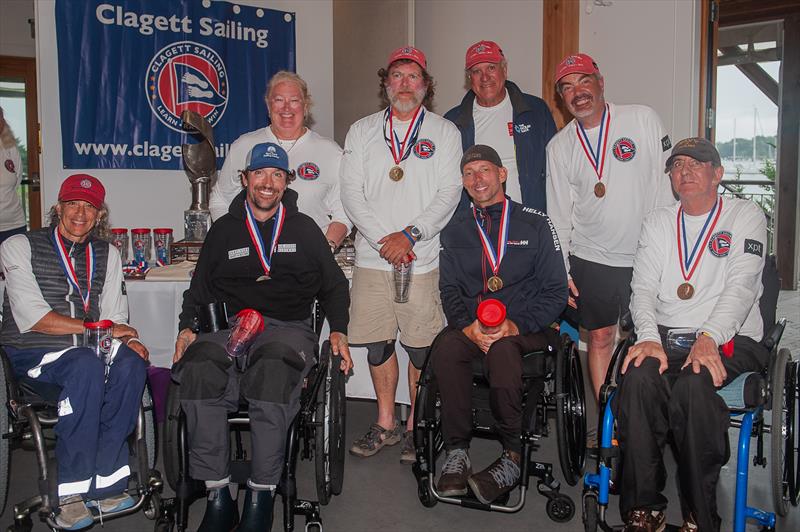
[181,110,217,241]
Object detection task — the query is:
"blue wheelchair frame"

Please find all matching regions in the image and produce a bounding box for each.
[583,320,796,532]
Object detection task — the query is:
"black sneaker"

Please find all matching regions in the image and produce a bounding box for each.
[436,449,471,497]
[467,450,521,504]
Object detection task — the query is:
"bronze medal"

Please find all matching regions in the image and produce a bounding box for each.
[389,166,404,182]
[487,275,504,292]
[677,282,694,300]
[594,182,606,198]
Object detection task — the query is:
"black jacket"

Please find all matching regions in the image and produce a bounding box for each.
[444,81,557,213]
[179,188,350,334]
[439,199,567,335]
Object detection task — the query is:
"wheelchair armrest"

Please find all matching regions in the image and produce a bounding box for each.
[761,318,786,351]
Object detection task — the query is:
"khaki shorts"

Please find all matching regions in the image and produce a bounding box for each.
[348,266,444,348]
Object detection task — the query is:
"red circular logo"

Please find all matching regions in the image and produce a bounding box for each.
[709,231,732,257]
[612,137,636,162]
[413,139,436,159]
[297,162,320,180]
[4,159,15,173]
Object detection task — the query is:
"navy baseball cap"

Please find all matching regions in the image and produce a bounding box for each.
[245,142,291,173]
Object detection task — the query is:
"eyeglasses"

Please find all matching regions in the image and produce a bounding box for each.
[669,159,709,172]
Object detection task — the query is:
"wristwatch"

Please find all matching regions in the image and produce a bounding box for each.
[408,225,423,242]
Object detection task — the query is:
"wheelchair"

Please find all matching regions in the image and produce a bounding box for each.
[411,324,586,523]
[0,346,163,531]
[159,304,346,532]
[582,256,799,532]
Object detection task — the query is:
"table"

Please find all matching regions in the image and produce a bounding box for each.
[126,279,410,404]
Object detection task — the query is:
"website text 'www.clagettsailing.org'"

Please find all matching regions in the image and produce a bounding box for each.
[73,141,230,162]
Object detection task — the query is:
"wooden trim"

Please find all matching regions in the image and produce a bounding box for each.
[698,1,719,139]
[775,14,799,289]
[542,0,579,130]
[0,55,40,229]
[719,0,800,27]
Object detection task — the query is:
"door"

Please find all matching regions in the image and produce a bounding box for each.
[0,55,40,229]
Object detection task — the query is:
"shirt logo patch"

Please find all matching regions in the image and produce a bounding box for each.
[4,159,15,173]
[507,122,513,136]
[277,243,296,253]
[506,240,529,246]
[58,397,73,417]
[661,135,672,152]
[413,138,436,159]
[708,231,732,257]
[514,123,531,134]
[612,137,637,162]
[228,247,250,259]
[745,239,763,257]
[297,162,320,180]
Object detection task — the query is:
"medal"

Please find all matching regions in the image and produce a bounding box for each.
[676,196,723,300]
[473,198,510,294]
[576,104,611,199]
[677,282,694,300]
[487,276,504,292]
[244,199,286,282]
[383,106,425,182]
[52,228,95,315]
[389,166,404,181]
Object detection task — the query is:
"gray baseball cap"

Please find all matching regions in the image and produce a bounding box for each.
[665,137,721,173]
[460,144,503,173]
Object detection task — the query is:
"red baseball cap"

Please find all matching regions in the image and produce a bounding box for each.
[554,53,600,84]
[387,46,427,70]
[58,173,106,209]
[465,40,505,70]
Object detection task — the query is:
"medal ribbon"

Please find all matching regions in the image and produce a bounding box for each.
[52,228,94,314]
[244,200,286,278]
[676,196,723,282]
[382,106,425,165]
[472,198,510,277]
[575,104,611,180]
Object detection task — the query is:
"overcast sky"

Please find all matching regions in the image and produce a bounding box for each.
[715,61,779,143]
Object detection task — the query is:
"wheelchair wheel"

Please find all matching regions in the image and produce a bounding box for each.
[581,491,599,532]
[162,380,181,492]
[142,385,157,471]
[770,348,794,516]
[555,336,586,486]
[0,353,10,516]
[314,342,347,505]
[793,361,800,507]
[546,493,576,523]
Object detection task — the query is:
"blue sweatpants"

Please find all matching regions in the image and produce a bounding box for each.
[6,344,147,498]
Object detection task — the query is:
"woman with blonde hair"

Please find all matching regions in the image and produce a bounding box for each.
[0,106,26,246]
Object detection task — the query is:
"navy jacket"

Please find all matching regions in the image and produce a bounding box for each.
[444,81,557,213]
[439,198,567,335]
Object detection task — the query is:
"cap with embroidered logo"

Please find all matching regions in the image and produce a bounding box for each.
[665,137,721,173]
[465,40,505,70]
[58,174,106,209]
[460,144,503,173]
[245,142,291,173]
[387,46,427,70]
[555,53,600,84]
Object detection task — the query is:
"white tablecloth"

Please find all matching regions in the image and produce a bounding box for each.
[126,279,410,404]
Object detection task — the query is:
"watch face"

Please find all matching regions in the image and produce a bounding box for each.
[410,226,422,239]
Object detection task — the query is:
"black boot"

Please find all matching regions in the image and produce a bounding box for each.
[237,489,274,531]
[197,487,239,532]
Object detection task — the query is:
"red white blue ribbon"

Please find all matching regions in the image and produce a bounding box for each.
[575,104,611,180]
[52,228,94,315]
[676,196,723,282]
[244,200,285,278]
[472,198,510,277]
[383,105,425,164]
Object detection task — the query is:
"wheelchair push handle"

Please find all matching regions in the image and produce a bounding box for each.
[477,299,506,334]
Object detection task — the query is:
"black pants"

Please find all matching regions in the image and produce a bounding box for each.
[172,318,316,485]
[613,333,767,531]
[431,328,549,454]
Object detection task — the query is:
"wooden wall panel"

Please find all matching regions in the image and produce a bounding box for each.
[542,0,579,130]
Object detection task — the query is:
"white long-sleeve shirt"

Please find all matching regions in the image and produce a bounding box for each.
[339,107,463,273]
[546,103,675,270]
[630,197,766,345]
[209,127,351,234]
[0,144,25,231]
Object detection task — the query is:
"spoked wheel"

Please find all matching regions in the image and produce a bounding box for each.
[556,336,586,485]
[412,357,442,508]
[314,342,346,504]
[546,494,576,523]
[162,380,182,492]
[141,385,157,472]
[792,361,800,507]
[770,348,793,516]
[0,353,11,517]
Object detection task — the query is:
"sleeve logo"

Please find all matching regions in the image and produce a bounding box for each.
[744,239,763,257]
[661,135,672,152]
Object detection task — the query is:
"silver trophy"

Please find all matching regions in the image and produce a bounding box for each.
[181,110,217,241]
